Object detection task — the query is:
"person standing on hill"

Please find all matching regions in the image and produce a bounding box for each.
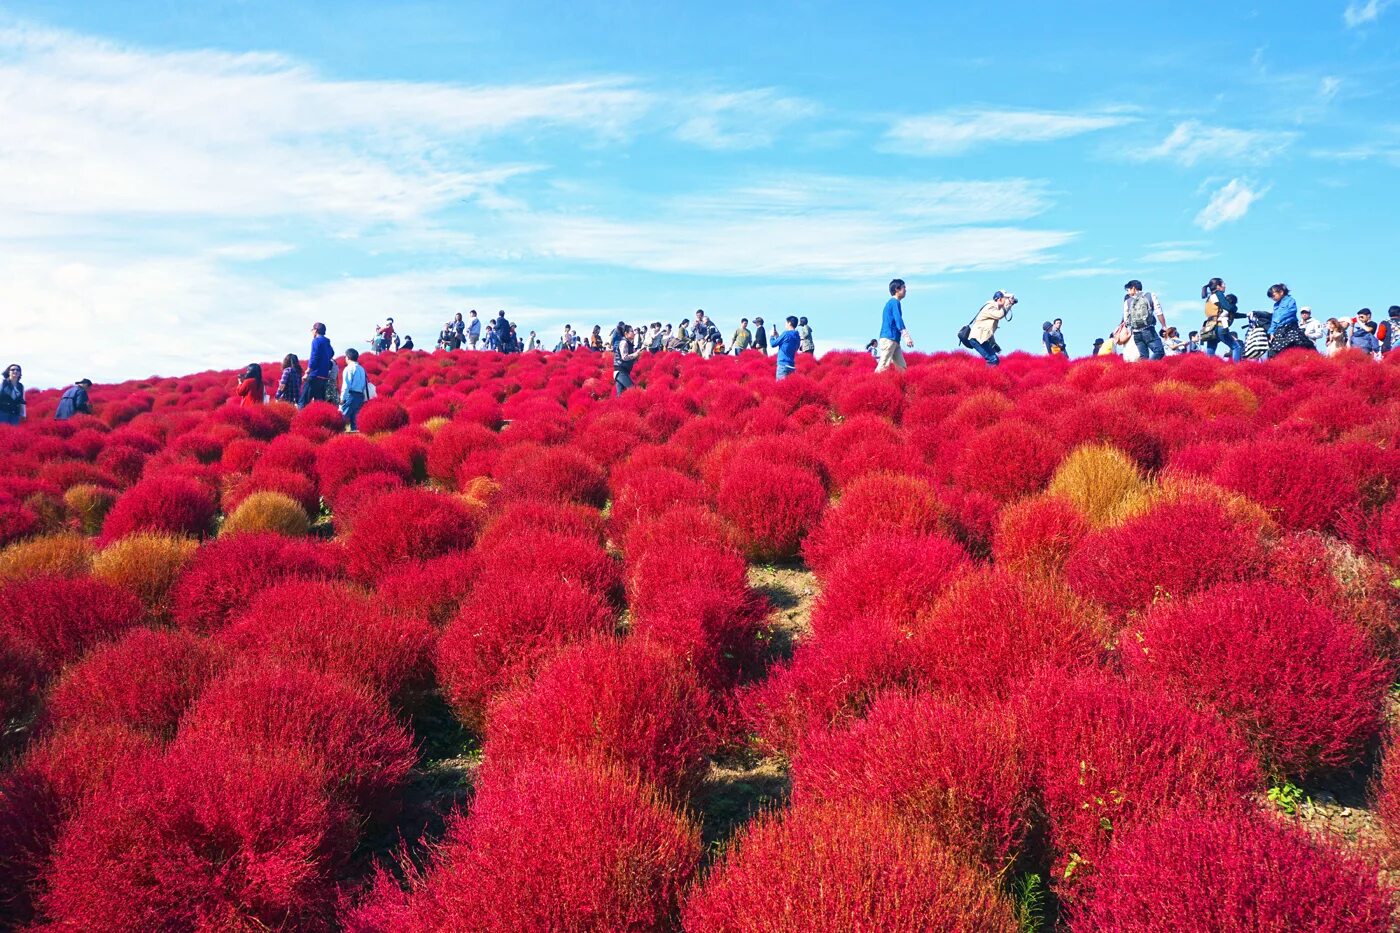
[1122,280,1166,361]
[731,318,752,354]
[339,348,368,431]
[1380,306,1399,356]
[752,317,768,356]
[1266,284,1316,357]
[300,323,334,408]
[235,364,265,406]
[467,310,482,349]
[771,316,802,380]
[275,354,302,403]
[613,325,644,395]
[798,316,815,355]
[54,379,93,420]
[0,364,25,426]
[876,279,913,373]
[1299,307,1324,349]
[1042,319,1067,355]
[1199,278,1241,361]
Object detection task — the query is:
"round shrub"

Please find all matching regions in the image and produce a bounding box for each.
[993,494,1089,576]
[90,532,199,620]
[176,665,415,817]
[792,693,1033,873]
[0,533,92,581]
[356,399,409,435]
[1069,812,1391,932]
[609,467,705,538]
[1122,582,1390,778]
[170,532,342,633]
[63,484,117,535]
[474,525,620,601]
[41,741,354,931]
[492,444,607,507]
[345,759,700,933]
[344,487,480,583]
[0,575,146,678]
[225,468,319,517]
[1046,443,1147,527]
[426,421,498,487]
[1213,437,1355,532]
[808,532,970,639]
[907,568,1109,702]
[376,551,476,627]
[46,628,223,738]
[218,580,435,700]
[315,434,410,500]
[485,636,715,793]
[948,420,1066,504]
[435,578,614,729]
[327,470,406,531]
[623,505,732,559]
[802,472,946,577]
[221,490,309,536]
[99,474,217,544]
[1015,670,1262,894]
[1064,497,1266,617]
[682,803,1017,932]
[482,497,605,543]
[716,459,828,561]
[0,500,39,549]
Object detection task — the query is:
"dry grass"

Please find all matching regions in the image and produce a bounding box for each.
[222,491,310,537]
[1047,443,1148,527]
[0,533,93,581]
[91,532,199,619]
[64,485,118,536]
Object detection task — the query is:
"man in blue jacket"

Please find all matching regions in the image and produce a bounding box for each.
[771,316,802,380]
[54,379,93,420]
[300,322,334,408]
[876,278,913,372]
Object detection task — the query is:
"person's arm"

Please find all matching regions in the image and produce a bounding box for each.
[894,303,913,347]
[1151,292,1166,328]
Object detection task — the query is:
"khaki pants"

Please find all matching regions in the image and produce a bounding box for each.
[875,338,906,372]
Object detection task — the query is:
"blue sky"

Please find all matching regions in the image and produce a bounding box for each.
[2,0,1398,385]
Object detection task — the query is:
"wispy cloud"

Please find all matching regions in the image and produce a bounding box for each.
[1195,179,1267,231]
[673,89,818,150]
[884,108,1134,155]
[1344,0,1394,27]
[1135,121,1295,166]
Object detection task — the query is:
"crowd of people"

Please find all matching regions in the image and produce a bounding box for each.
[3,277,1395,429]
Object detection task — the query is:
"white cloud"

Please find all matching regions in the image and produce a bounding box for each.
[885,108,1134,155]
[1195,179,1266,231]
[0,24,647,226]
[1042,266,1125,280]
[1136,121,1296,166]
[1345,0,1394,27]
[673,89,818,150]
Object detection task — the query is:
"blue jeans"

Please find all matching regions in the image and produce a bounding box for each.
[0,412,19,426]
[1132,326,1165,360]
[614,370,634,395]
[1205,329,1242,361]
[968,338,1000,366]
[776,363,795,380]
[299,375,328,408]
[340,390,365,431]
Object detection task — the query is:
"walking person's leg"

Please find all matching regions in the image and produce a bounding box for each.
[968,339,999,366]
[874,337,897,373]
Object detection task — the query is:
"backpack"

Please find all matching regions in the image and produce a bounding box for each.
[1126,293,1155,331]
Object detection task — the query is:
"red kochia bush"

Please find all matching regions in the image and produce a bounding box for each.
[435,580,615,728]
[355,399,409,435]
[809,532,971,639]
[170,532,342,633]
[344,487,479,583]
[993,495,1090,576]
[0,575,146,677]
[907,568,1108,702]
[1064,497,1265,616]
[716,459,828,561]
[682,803,1017,932]
[947,420,1066,504]
[218,580,435,699]
[224,467,320,517]
[792,694,1033,874]
[345,759,701,933]
[609,467,705,537]
[473,526,621,601]
[426,421,498,486]
[0,500,39,548]
[41,741,354,931]
[483,497,605,543]
[376,551,476,626]
[492,443,608,507]
[1122,582,1389,778]
[801,471,946,576]
[485,637,715,793]
[1069,812,1391,932]
[314,434,411,500]
[46,628,224,737]
[175,666,415,818]
[98,474,217,543]
[1016,670,1261,894]
[1213,437,1355,532]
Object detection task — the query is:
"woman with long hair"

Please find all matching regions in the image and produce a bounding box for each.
[236,363,264,406]
[0,363,25,426]
[1324,318,1348,356]
[1199,277,1241,361]
[1266,283,1316,357]
[276,354,302,404]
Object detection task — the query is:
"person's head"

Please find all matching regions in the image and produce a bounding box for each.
[454,313,463,322]
[1201,277,1225,299]
[1327,317,1343,332]
[799,316,808,326]
[1358,308,1373,321]
[243,363,262,381]
[1092,337,1105,348]
[386,317,394,324]
[754,317,764,326]
[1299,307,1312,321]
[623,325,636,339]
[1124,279,1143,296]
[283,353,299,368]
[592,325,601,335]
[998,291,1018,309]
[1164,326,1178,338]
[786,315,799,329]
[695,309,706,321]
[345,348,359,362]
[469,309,477,318]
[1189,331,1198,340]
[889,278,905,298]
[4,364,20,382]
[865,339,877,349]
[1389,305,1400,320]
[741,318,749,326]
[1268,284,1289,301]
[312,322,326,336]
[510,324,517,332]
[497,310,506,318]
[1043,321,1053,333]
[1052,318,1062,330]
